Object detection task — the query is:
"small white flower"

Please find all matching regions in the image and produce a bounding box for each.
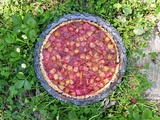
[22,35,27,40]
[21,63,26,69]
[16,48,20,53]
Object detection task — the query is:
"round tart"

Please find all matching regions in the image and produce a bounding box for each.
[34,13,126,105]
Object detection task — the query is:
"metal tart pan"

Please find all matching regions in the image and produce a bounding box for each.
[34,12,127,105]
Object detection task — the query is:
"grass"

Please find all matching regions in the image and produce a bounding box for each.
[0,0,160,120]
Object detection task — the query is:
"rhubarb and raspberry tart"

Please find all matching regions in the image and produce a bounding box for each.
[34,13,126,105]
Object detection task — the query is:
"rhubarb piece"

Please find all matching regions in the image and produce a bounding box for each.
[104,78,109,84]
[93,86,99,91]
[90,78,94,84]
[56,42,62,47]
[43,50,50,60]
[54,74,59,80]
[60,81,65,86]
[54,31,60,37]
[48,47,52,52]
[50,68,56,74]
[80,53,86,59]
[68,26,74,32]
[64,88,70,93]
[99,72,105,78]
[48,73,54,80]
[108,43,114,49]
[87,31,93,36]
[86,55,91,60]
[56,54,61,60]
[65,80,70,86]
[108,54,113,59]
[75,89,82,96]
[53,80,59,85]
[103,66,109,72]
[90,26,97,32]
[44,41,51,48]
[105,37,110,43]
[68,84,74,89]
[73,67,78,72]
[70,91,76,96]
[83,23,91,30]
[74,48,79,54]
[98,82,104,88]
[89,42,96,48]
[58,85,65,90]
[95,77,101,81]
[76,42,80,47]
[105,72,112,78]
[49,35,56,42]
[67,66,73,71]
[92,66,98,72]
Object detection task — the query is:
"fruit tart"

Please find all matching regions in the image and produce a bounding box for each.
[34,13,126,105]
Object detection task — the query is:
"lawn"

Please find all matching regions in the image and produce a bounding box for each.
[0,0,160,120]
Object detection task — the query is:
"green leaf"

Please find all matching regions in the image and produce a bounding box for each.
[1,70,10,77]
[59,5,65,11]
[99,8,106,14]
[0,80,7,86]
[9,58,19,62]
[10,51,19,58]
[39,110,47,118]
[68,111,78,120]
[14,80,24,89]
[17,74,25,79]
[2,67,10,71]
[142,108,152,119]
[136,49,143,56]
[128,107,133,114]
[132,112,140,120]
[114,3,122,10]
[27,18,37,28]
[149,52,156,59]
[13,26,21,33]
[23,13,37,28]
[84,107,90,114]
[21,24,30,33]
[24,81,31,90]
[97,0,106,5]
[9,86,18,98]
[0,44,5,51]
[12,15,22,26]
[24,13,32,24]
[133,28,145,35]
[123,6,132,15]
[151,118,160,120]
[5,34,16,43]
[145,62,150,69]
[28,29,37,42]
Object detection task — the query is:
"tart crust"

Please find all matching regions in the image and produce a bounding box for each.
[39,19,120,99]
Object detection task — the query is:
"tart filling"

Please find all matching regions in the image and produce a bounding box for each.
[40,20,119,99]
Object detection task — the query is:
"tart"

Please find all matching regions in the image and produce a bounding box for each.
[39,20,120,99]
[35,13,127,105]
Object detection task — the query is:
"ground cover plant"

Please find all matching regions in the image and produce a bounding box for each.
[0,0,160,119]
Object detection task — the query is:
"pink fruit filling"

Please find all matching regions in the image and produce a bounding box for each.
[41,20,118,97]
